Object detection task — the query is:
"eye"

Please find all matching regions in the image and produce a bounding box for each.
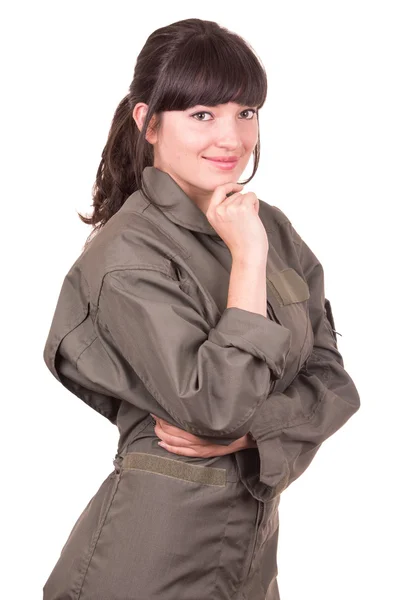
[239,108,257,120]
[191,111,212,121]
[191,108,258,121]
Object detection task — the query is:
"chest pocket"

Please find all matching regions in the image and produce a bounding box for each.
[267,267,310,306]
[266,268,313,387]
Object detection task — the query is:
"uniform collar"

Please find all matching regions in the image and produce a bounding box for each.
[141,166,222,239]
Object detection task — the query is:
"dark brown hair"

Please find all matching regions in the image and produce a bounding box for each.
[78,18,268,246]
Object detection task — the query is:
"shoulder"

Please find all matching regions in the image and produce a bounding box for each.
[257,198,289,229]
[257,198,301,246]
[63,201,179,310]
[80,206,175,277]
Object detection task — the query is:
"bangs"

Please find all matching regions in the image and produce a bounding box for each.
[157,33,267,112]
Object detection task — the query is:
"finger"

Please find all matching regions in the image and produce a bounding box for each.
[155,419,207,445]
[155,426,202,449]
[210,182,245,208]
[158,433,228,458]
[158,442,200,457]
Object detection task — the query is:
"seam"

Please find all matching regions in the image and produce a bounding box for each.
[76,473,121,599]
[267,279,284,306]
[76,334,98,368]
[50,309,88,354]
[212,492,239,597]
[232,499,264,598]
[118,415,153,455]
[80,271,91,301]
[94,265,180,327]
[120,467,225,486]
[272,212,302,253]
[213,331,283,371]
[119,205,191,260]
[276,217,291,229]
[106,265,178,281]
[298,297,311,358]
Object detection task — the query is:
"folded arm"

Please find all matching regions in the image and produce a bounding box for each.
[97,263,292,442]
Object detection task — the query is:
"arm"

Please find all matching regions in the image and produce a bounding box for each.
[97,263,292,442]
[248,228,361,498]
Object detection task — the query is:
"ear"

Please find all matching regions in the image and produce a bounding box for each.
[132,102,158,144]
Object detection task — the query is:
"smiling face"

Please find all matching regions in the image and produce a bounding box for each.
[133,102,259,212]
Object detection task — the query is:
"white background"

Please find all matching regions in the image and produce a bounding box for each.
[1,1,396,598]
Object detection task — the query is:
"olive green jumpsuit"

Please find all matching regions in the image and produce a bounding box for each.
[42,166,360,599]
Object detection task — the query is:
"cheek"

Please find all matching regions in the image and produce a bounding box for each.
[244,128,258,149]
[168,131,203,159]
[182,130,208,152]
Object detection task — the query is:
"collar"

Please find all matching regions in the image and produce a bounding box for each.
[141,166,222,239]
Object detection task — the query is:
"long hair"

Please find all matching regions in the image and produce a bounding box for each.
[78,18,268,247]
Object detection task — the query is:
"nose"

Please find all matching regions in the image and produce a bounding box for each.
[214,119,242,149]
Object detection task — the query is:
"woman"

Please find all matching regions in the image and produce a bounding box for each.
[42,17,360,600]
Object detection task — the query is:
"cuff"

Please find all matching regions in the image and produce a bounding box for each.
[254,436,290,497]
[208,306,292,379]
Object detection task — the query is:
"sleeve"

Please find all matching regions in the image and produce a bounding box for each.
[97,265,292,441]
[248,229,361,498]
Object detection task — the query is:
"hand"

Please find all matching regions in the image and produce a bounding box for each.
[150,414,257,458]
[205,182,269,258]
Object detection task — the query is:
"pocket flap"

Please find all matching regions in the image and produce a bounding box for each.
[267,268,310,306]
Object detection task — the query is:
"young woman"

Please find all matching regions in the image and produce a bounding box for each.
[42,17,360,600]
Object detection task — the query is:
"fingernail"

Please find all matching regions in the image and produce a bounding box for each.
[158,442,165,448]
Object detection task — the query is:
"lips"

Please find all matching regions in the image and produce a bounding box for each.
[203,157,240,170]
[204,157,239,163]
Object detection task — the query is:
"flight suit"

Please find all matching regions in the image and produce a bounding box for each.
[42,166,360,599]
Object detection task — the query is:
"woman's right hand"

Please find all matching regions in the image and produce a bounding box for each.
[205,182,269,260]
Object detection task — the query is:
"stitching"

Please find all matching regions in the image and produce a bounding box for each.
[76,334,98,368]
[298,295,311,358]
[267,279,284,306]
[231,500,264,598]
[118,415,153,456]
[119,205,191,260]
[94,265,180,327]
[106,265,178,281]
[213,331,281,373]
[120,467,225,486]
[212,493,239,597]
[76,473,121,599]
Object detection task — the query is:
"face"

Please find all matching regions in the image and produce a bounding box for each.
[133,101,259,212]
